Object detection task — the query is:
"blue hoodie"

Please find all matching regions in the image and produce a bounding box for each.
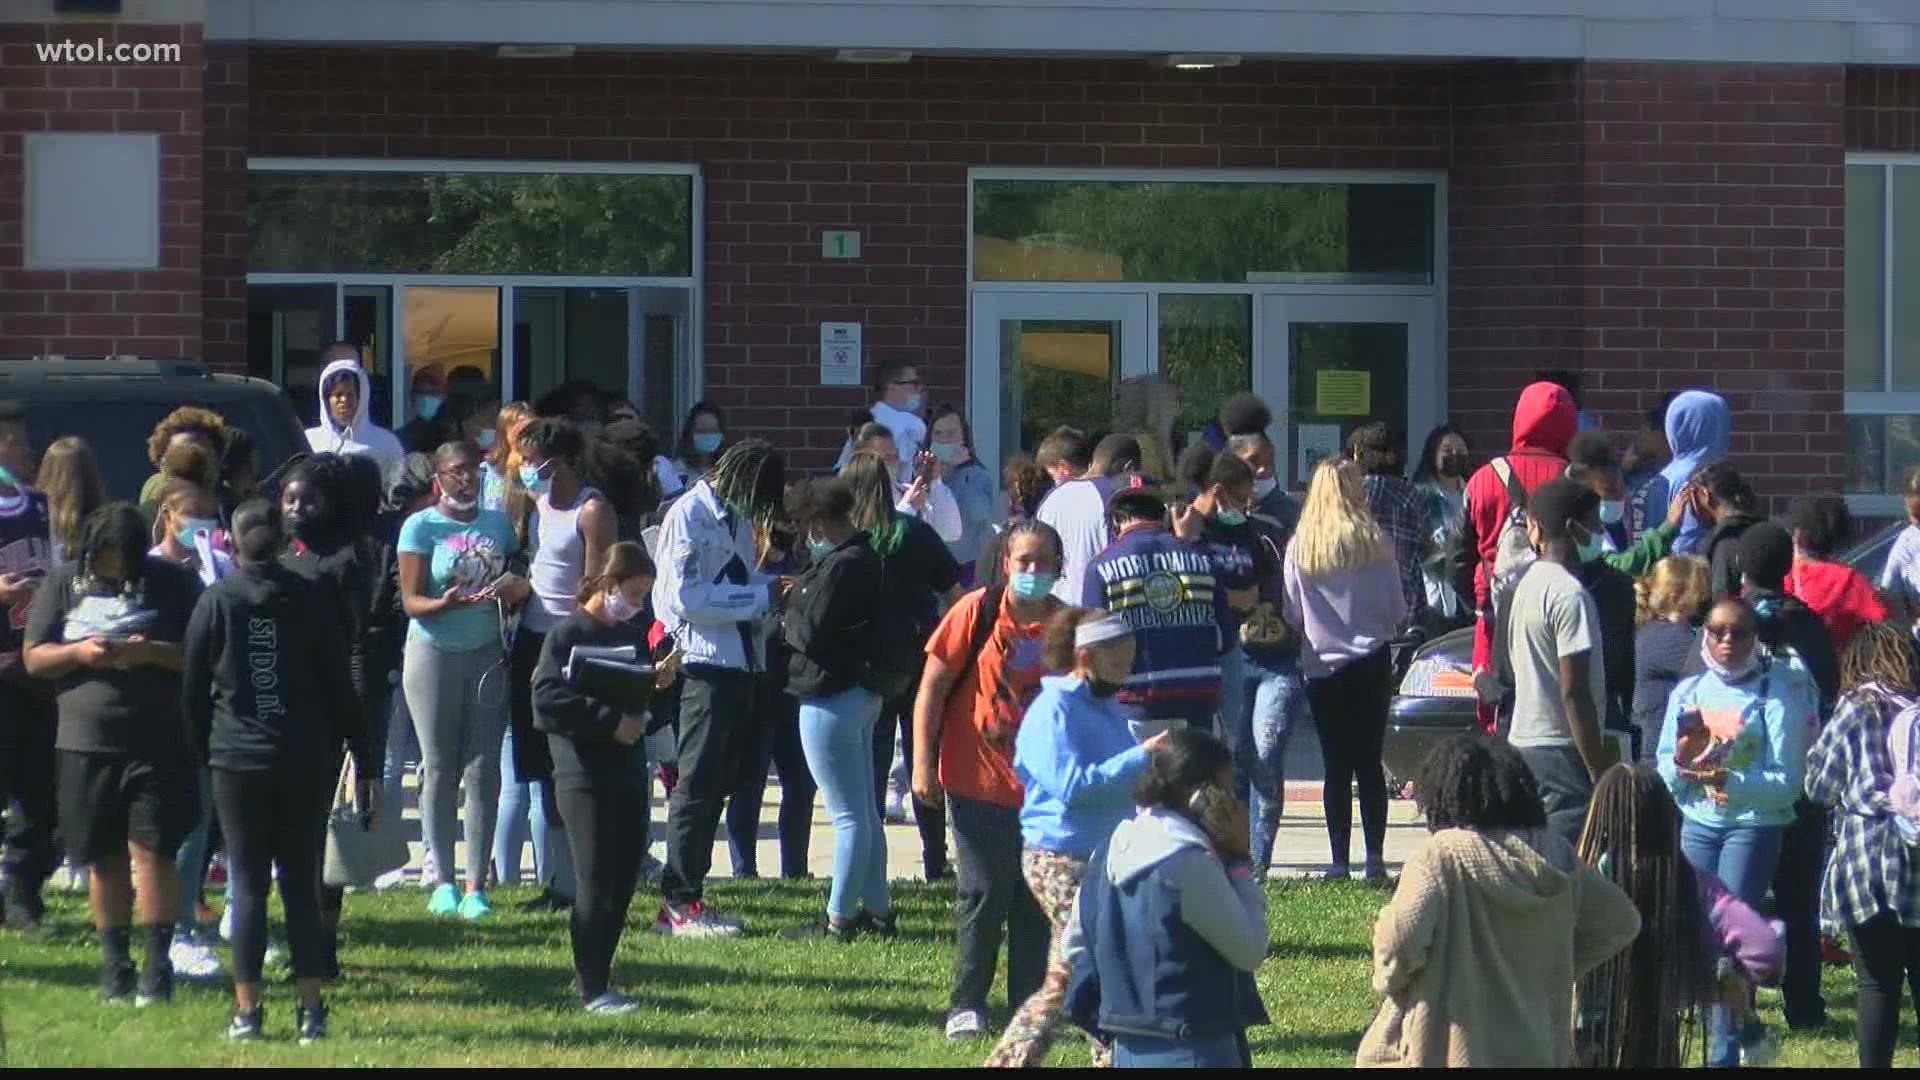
[1655,655,1814,829]
[1013,673,1152,856]
[1641,391,1729,557]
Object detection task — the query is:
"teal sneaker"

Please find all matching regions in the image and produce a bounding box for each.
[458,890,492,921]
[426,883,459,917]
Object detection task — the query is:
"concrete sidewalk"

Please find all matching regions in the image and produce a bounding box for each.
[395,771,1424,889]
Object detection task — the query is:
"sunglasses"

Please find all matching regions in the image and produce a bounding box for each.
[1704,624,1755,643]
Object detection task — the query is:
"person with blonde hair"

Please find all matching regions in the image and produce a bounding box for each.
[1634,557,1709,765]
[36,436,105,565]
[1283,457,1406,880]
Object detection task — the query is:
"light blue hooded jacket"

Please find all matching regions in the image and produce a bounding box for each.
[1642,390,1730,557]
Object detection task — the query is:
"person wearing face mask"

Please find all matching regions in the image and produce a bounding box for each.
[1412,424,1472,629]
[1503,477,1618,847]
[834,360,927,475]
[398,365,449,455]
[672,401,727,495]
[927,406,995,587]
[776,478,890,942]
[985,609,1170,1069]
[530,542,658,1014]
[397,442,531,921]
[1658,598,1814,913]
[146,477,232,981]
[911,520,1065,1041]
[506,418,616,914]
[852,423,964,546]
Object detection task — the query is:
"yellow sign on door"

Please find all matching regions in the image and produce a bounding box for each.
[1315,370,1371,416]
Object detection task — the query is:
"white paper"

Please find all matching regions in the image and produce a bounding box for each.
[1297,423,1343,485]
[820,322,862,387]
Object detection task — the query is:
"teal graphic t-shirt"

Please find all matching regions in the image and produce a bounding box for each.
[398,506,518,652]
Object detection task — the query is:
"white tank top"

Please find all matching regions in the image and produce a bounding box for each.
[525,486,600,633]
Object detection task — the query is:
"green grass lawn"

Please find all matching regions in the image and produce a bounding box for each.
[0,878,1898,1067]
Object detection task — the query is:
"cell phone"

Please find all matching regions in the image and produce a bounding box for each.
[911,450,935,486]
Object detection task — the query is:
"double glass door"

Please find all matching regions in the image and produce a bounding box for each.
[970,289,1436,489]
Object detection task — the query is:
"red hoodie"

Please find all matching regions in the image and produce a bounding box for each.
[1787,557,1885,655]
[1462,383,1577,725]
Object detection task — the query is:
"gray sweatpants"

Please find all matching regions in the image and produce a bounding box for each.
[403,637,509,888]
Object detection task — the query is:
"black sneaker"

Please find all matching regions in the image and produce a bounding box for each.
[135,963,175,1008]
[295,1001,328,1045]
[856,910,899,939]
[226,1006,264,1042]
[99,960,137,1004]
[2,885,46,933]
[780,917,857,943]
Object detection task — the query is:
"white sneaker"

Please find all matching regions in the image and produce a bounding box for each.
[374,868,411,891]
[584,991,643,1015]
[169,937,224,980]
[945,1008,986,1041]
[218,904,234,943]
[652,900,742,939]
[883,792,909,824]
[264,938,290,971]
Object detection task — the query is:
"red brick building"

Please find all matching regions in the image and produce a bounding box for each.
[4,2,1919,514]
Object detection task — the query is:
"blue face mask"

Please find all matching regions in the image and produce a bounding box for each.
[1010,571,1058,600]
[807,534,835,559]
[174,516,219,550]
[520,464,551,495]
[900,393,923,414]
[0,463,17,490]
[1215,508,1248,527]
[929,441,964,465]
[1575,526,1604,564]
[475,429,497,451]
[414,394,445,421]
[692,432,723,456]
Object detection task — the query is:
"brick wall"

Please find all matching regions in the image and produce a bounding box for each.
[1577,63,1847,504]
[0,22,204,358]
[201,43,247,371]
[248,50,1451,470]
[1446,61,1586,450]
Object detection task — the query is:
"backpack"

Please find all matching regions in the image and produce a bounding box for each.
[1880,686,1920,847]
[1479,458,1539,708]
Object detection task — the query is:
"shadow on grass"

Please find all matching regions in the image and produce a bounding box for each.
[1251,1027,1366,1058]
[1268,940,1371,962]
[823,1000,947,1029]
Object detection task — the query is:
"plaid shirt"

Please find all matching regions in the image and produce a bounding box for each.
[1361,474,1429,623]
[1804,685,1920,930]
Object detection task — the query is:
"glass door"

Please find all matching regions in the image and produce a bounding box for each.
[969,290,1151,479]
[399,286,502,430]
[1254,295,1438,489]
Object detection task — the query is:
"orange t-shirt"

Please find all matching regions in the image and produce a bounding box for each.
[926,588,1056,809]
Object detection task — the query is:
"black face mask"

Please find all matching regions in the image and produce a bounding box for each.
[1438,455,1469,479]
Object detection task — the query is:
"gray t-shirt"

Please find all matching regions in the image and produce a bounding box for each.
[1506,559,1606,749]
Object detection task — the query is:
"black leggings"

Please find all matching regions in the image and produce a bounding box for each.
[555,779,647,1001]
[873,691,948,878]
[727,684,816,878]
[1306,647,1393,868]
[1849,914,1920,1068]
[212,766,332,983]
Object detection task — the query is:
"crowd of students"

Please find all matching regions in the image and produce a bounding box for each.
[7,350,1920,1068]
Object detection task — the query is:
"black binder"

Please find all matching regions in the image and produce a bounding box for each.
[564,645,657,714]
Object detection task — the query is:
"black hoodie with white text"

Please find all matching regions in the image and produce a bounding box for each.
[181,560,369,776]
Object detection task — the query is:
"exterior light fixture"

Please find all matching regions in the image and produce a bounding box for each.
[1158,54,1242,70]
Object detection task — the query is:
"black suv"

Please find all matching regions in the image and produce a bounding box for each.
[0,357,307,501]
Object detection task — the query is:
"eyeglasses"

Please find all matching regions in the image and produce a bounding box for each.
[889,377,923,388]
[1704,625,1754,643]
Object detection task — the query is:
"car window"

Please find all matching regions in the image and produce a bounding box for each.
[1845,525,1899,587]
[25,397,306,503]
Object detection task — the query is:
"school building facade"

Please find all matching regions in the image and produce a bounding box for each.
[3,1,1920,512]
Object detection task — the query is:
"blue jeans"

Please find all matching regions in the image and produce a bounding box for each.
[1113,1032,1244,1068]
[1679,818,1784,907]
[494,725,573,894]
[798,684,888,921]
[173,767,215,930]
[1219,647,1311,875]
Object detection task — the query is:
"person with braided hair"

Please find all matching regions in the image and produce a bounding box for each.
[1574,764,1782,1069]
[1805,620,1920,1068]
[649,437,789,937]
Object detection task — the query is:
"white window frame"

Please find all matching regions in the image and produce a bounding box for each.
[1845,153,1920,518]
[965,167,1448,485]
[245,158,704,427]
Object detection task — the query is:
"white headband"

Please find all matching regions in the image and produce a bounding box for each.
[1074,613,1133,650]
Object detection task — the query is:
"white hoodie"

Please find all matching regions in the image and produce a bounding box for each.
[305,359,405,477]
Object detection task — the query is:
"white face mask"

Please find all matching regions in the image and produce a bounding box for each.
[1253,477,1278,500]
[1599,499,1626,526]
[1700,636,1760,683]
[604,587,642,623]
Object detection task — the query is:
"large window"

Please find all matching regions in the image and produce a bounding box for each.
[246,161,700,433]
[1846,160,1920,499]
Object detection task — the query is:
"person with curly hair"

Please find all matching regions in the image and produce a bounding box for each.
[1356,736,1640,1068]
[1787,494,1886,656]
[139,407,229,508]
